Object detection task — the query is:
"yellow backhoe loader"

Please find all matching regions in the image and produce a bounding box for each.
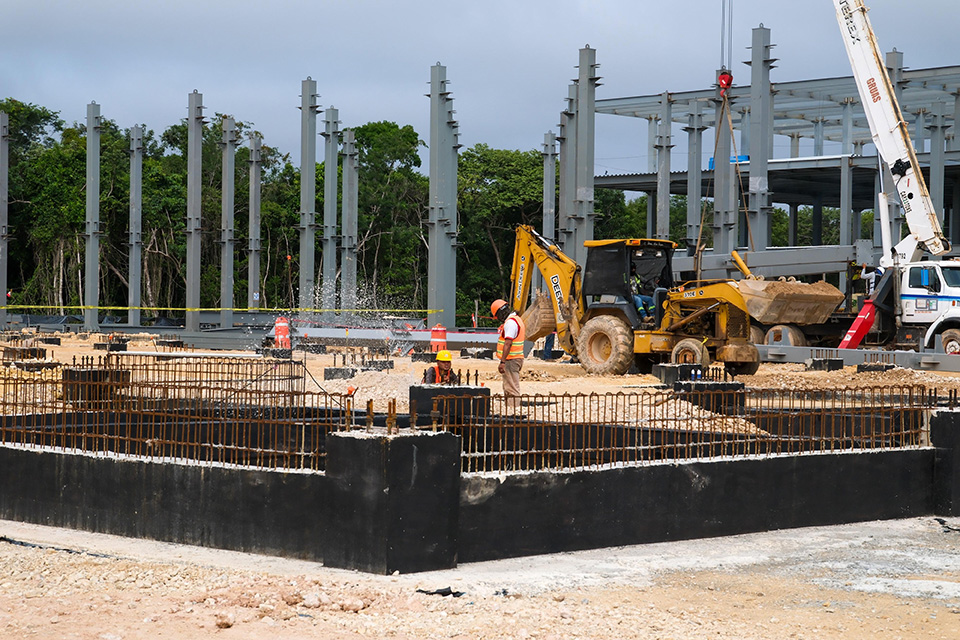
[509,225,759,376]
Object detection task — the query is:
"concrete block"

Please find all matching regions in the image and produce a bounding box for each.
[932,411,960,517]
[409,385,491,426]
[325,430,461,574]
[156,339,184,349]
[411,352,437,363]
[806,358,843,371]
[324,367,356,380]
[93,342,127,352]
[38,337,61,346]
[653,363,702,385]
[262,348,292,359]
[361,359,394,371]
[857,362,895,373]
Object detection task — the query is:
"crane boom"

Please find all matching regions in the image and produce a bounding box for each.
[832,0,950,262]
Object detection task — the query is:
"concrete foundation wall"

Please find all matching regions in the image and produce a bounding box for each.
[0,447,328,560]
[459,450,934,563]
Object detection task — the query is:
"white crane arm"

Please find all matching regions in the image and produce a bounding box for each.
[833,0,950,257]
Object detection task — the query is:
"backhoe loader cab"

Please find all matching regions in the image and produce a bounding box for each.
[582,238,675,326]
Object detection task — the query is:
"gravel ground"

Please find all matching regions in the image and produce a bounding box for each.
[1,517,960,639]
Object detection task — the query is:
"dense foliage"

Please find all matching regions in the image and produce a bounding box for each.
[2,98,870,324]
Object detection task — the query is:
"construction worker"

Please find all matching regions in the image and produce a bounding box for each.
[422,349,460,385]
[491,299,525,411]
[630,264,655,317]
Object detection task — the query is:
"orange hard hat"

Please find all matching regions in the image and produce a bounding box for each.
[491,299,508,317]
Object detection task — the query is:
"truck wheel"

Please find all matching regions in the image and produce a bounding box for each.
[763,324,807,347]
[749,325,765,345]
[725,360,760,376]
[576,316,634,375]
[942,329,960,354]
[671,338,710,367]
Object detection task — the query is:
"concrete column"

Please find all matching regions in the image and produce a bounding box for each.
[185,91,204,333]
[931,411,960,516]
[813,119,824,157]
[219,117,237,329]
[84,103,101,331]
[928,101,947,216]
[128,126,143,327]
[683,100,705,256]
[655,92,672,239]
[573,46,599,267]
[0,112,8,326]
[325,431,461,574]
[247,134,262,309]
[746,26,774,252]
[341,129,359,314]
[299,78,320,312]
[790,134,801,158]
[951,94,960,152]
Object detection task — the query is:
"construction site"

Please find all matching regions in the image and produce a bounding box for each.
[3,0,960,637]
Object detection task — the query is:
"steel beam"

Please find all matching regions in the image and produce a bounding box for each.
[299,78,319,312]
[674,245,857,280]
[713,70,737,253]
[322,107,340,315]
[683,101,705,257]
[746,26,774,252]
[185,92,204,333]
[427,64,458,329]
[247,134,262,310]
[655,92,672,239]
[128,126,143,327]
[84,103,101,331]
[558,85,577,251]
[341,128,358,314]
[540,132,558,293]
[219,117,237,329]
[928,101,947,216]
[0,112,8,326]
[573,47,598,267]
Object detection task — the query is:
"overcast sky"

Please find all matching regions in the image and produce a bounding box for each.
[4,0,958,176]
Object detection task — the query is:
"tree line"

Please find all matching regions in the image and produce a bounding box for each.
[1,98,866,326]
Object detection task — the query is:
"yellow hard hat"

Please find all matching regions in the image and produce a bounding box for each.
[490,299,508,317]
[436,350,453,362]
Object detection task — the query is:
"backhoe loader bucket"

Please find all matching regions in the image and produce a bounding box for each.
[737,279,844,325]
[521,291,558,342]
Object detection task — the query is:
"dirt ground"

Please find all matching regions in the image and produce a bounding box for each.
[1,517,959,639]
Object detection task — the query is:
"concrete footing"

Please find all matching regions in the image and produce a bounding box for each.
[409,385,491,426]
[324,367,356,380]
[807,358,844,371]
[325,431,460,574]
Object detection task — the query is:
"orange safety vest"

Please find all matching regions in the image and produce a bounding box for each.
[424,365,456,385]
[497,314,525,360]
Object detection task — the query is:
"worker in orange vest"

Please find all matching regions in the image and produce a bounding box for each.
[491,299,525,411]
[422,350,459,385]
[274,316,291,349]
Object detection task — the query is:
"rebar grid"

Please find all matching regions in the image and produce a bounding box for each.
[437,385,935,473]
[0,355,349,471]
[0,356,939,475]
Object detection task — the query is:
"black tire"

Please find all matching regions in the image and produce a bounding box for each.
[725,359,760,376]
[942,328,960,354]
[576,315,635,375]
[671,338,710,366]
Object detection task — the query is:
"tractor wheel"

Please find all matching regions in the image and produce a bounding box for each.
[576,315,635,375]
[671,338,710,367]
[725,359,760,377]
[941,329,960,354]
